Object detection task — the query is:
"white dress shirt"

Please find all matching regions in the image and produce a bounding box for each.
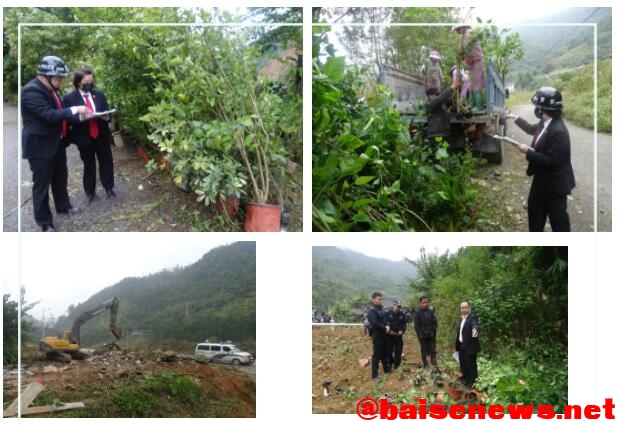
[459,314,469,343]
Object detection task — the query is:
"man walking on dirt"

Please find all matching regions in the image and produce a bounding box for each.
[367,292,390,380]
[385,300,407,371]
[455,300,480,389]
[414,296,438,369]
[507,87,575,231]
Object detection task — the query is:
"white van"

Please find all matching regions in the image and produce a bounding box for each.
[195,342,254,365]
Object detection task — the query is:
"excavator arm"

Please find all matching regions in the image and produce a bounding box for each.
[70,297,123,345]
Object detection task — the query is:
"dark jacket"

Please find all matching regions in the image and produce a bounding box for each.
[425,87,454,138]
[21,78,75,160]
[414,307,437,339]
[455,314,480,355]
[515,117,576,196]
[367,304,388,337]
[385,309,407,334]
[63,89,112,149]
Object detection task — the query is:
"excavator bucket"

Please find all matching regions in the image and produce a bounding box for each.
[111,325,123,340]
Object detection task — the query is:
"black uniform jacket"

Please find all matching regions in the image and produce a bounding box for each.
[21,78,74,160]
[367,305,388,337]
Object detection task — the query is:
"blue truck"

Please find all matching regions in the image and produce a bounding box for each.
[379,61,508,164]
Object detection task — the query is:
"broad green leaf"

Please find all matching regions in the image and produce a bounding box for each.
[354,175,375,186]
[338,134,365,152]
[322,56,345,81]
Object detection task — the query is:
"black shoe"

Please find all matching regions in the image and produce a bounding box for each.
[41,224,56,232]
[85,193,96,205]
[105,188,116,199]
[58,206,81,214]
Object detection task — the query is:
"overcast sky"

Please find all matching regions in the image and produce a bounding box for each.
[472,6,567,24]
[335,240,464,262]
[2,233,244,320]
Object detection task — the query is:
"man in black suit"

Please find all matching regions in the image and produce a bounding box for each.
[455,300,480,389]
[367,291,390,380]
[63,67,115,204]
[21,56,91,231]
[507,87,576,231]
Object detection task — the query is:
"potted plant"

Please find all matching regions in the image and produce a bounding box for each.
[193,155,247,217]
[234,90,295,232]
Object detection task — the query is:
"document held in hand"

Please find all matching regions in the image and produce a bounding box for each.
[493,135,520,147]
[86,108,117,119]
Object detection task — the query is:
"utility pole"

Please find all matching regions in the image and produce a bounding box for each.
[41,308,50,339]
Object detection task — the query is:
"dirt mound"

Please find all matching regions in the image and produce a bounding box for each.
[15,349,255,417]
[312,326,465,414]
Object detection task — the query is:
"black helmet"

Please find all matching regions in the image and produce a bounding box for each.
[37,56,69,76]
[531,87,562,111]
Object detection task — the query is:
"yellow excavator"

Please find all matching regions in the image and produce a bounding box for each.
[39,297,123,361]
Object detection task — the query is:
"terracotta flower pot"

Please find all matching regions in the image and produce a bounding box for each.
[244,202,281,232]
[446,385,463,401]
[215,197,240,217]
[136,146,150,164]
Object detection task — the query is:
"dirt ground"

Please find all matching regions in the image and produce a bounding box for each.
[3,103,302,232]
[4,348,256,417]
[312,326,468,414]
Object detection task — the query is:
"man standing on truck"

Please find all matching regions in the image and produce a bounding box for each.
[424,79,461,150]
[454,24,485,113]
[507,87,575,232]
[424,50,444,92]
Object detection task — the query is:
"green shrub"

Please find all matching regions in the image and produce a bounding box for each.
[312,29,485,231]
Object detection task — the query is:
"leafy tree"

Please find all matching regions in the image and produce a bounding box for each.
[3,294,19,365]
[246,7,302,52]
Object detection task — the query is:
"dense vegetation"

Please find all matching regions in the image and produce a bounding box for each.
[312,27,490,231]
[3,295,19,365]
[409,246,568,408]
[312,247,416,313]
[44,242,256,349]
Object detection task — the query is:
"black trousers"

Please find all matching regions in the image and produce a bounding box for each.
[419,337,437,366]
[78,138,114,195]
[371,335,389,378]
[28,146,71,226]
[528,188,570,232]
[458,351,478,388]
[386,335,403,369]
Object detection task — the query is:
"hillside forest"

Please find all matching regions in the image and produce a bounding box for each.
[5,241,256,363]
[312,246,568,411]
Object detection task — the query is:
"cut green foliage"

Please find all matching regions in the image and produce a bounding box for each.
[313,30,486,231]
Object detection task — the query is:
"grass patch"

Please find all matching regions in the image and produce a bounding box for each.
[558,58,611,132]
[100,372,203,417]
[505,90,532,109]
[508,59,611,133]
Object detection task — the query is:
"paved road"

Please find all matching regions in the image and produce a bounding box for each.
[3,103,207,232]
[497,104,611,231]
[3,103,20,231]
